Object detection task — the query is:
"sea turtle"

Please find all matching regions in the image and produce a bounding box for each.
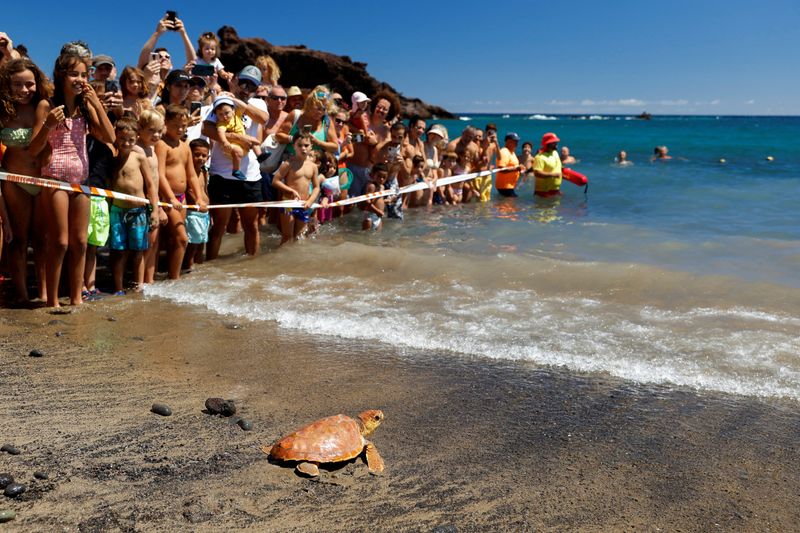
[264,410,385,477]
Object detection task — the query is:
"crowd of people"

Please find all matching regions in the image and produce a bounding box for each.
[0,19,576,308]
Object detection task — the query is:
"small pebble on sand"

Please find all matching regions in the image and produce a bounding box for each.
[3,484,25,498]
[0,445,20,456]
[238,419,253,431]
[151,404,172,417]
[0,474,13,489]
[33,471,49,480]
[0,510,15,522]
[205,398,237,417]
[28,349,44,358]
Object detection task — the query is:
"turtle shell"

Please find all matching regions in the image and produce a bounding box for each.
[269,414,366,463]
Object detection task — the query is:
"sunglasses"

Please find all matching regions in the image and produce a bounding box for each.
[334,118,345,125]
[269,95,287,101]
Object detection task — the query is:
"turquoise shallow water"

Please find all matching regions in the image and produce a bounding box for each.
[147,115,800,400]
[436,114,800,285]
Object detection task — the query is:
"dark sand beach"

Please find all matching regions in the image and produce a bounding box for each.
[0,296,799,531]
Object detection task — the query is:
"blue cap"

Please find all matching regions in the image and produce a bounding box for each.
[505,132,520,141]
[237,65,262,85]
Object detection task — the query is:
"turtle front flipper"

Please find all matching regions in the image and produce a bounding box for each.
[364,441,384,475]
[296,462,320,477]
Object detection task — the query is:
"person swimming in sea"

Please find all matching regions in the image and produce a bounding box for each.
[651,145,672,161]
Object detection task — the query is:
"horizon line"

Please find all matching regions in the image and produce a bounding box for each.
[445,112,800,118]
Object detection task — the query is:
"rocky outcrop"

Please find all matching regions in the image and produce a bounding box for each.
[216,26,453,120]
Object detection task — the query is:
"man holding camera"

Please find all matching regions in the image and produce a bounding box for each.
[136,13,197,85]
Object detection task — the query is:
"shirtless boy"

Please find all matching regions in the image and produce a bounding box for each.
[447,126,480,202]
[109,118,159,293]
[362,163,387,231]
[156,104,207,278]
[137,109,167,284]
[271,132,321,244]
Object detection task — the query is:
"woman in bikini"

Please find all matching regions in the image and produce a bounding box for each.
[276,86,339,156]
[40,50,114,307]
[0,57,52,303]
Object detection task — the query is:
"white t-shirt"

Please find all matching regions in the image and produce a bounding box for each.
[185,105,212,143]
[206,97,267,182]
[197,57,225,71]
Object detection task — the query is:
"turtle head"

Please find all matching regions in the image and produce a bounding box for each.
[358,410,384,436]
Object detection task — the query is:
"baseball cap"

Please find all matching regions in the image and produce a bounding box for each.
[427,124,449,140]
[351,91,371,106]
[92,54,115,68]
[237,65,262,85]
[212,95,235,110]
[165,69,190,86]
[505,132,520,141]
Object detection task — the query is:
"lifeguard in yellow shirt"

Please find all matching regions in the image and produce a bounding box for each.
[533,132,563,197]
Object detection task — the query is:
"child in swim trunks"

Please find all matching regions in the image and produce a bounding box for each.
[156,105,207,279]
[137,109,168,284]
[362,163,387,231]
[109,118,159,294]
[272,132,321,244]
[440,150,460,205]
[184,138,211,269]
[315,151,339,224]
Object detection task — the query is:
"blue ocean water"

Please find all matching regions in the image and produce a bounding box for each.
[147,115,800,400]
[435,114,800,286]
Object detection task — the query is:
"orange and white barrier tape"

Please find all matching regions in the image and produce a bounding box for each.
[0,167,513,211]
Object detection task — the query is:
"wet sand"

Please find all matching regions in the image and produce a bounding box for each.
[0,296,799,531]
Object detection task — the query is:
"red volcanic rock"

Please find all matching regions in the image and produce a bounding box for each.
[217,26,453,120]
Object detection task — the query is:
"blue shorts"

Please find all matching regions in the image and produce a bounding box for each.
[109,205,150,251]
[282,207,313,223]
[186,210,210,244]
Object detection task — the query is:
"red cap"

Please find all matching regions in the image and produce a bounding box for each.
[541,132,560,149]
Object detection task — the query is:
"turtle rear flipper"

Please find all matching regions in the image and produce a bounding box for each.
[365,441,384,475]
[296,462,320,477]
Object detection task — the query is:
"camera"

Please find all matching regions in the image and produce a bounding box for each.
[388,145,400,159]
[104,80,120,93]
[190,101,202,114]
[353,133,364,143]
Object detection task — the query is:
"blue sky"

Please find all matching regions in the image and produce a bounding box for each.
[4,0,799,115]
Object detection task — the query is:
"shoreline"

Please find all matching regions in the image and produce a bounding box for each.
[0,297,799,531]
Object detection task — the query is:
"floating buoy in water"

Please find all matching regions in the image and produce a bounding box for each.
[719,158,726,164]
[766,156,775,162]
[562,168,588,186]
